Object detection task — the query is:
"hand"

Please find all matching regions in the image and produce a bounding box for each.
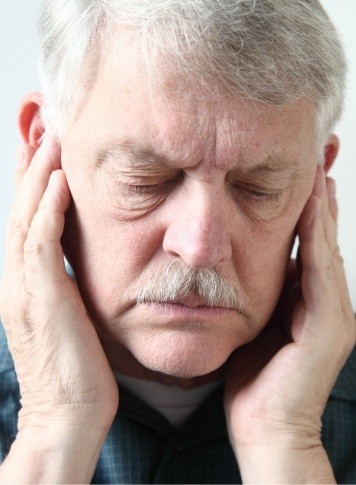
[224,167,355,482]
[0,137,119,434]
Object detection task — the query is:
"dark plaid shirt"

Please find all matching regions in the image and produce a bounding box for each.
[0,324,355,484]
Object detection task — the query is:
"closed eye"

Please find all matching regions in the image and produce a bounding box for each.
[124,173,183,196]
[127,182,170,195]
[227,180,284,206]
[242,187,282,202]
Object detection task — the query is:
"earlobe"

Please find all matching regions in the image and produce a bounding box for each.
[18,92,45,148]
[323,133,340,174]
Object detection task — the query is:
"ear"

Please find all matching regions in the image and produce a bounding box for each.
[18,92,45,148]
[323,133,340,174]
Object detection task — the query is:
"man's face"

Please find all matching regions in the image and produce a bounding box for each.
[60,40,318,379]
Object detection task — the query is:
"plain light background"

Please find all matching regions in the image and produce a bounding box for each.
[0,1,355,309]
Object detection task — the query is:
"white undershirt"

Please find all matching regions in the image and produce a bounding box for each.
[115,372,223,428]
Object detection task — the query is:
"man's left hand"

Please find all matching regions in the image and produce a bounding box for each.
[224,167,356,483]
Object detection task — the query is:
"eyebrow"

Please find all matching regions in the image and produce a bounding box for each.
[96,140,300,177]
[242,155,300,177]
[96,141,176,169]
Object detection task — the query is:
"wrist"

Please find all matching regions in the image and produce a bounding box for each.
[234,440,335,484]
[228,409,323,448]
[0,421,110,483]
[16,394,118,438]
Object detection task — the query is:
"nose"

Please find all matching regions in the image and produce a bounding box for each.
[162,186,233,268]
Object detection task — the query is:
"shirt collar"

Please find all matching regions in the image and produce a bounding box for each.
[118,382,228,443]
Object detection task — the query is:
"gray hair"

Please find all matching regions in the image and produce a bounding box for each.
[135,259,244,311]
[38,0,346,145]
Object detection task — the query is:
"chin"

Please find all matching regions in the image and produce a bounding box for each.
[127,329,236,379]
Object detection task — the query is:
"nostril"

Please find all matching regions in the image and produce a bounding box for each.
[165,249,180,259]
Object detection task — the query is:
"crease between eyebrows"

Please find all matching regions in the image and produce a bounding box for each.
[97,140,302,179]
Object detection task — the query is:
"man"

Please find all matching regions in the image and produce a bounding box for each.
[0,0,355,483]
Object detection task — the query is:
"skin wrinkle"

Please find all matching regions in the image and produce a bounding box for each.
[100,147,300,226]
[95,138,303,213]
[60,39,319,380]
[97,139,301,177]
[93,96,310,181]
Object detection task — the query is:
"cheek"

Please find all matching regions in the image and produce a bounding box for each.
[234,214,297,325]
[61,158,166,316]
[240,181,312,296]
[246,231,293,286]
[63,187,164,319]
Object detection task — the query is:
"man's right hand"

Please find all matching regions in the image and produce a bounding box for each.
[0,137,119,483]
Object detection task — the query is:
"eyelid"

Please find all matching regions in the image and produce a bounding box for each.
[128,181,171,194]
[227,180,284,203]
[243,187,282,201]
[123,173,183,195]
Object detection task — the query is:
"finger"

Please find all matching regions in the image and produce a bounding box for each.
[319,174,353,322]
[313,170,340,274]
[326,177,338,224]
[24,170,72,291]
[15,136,61,226]
[15,144,36,188]
[319,173,337,250]
[297,194,339,316]
[4,136,61,274]
[298,188,354,346]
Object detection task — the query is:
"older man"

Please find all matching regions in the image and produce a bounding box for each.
[0,0,355,483]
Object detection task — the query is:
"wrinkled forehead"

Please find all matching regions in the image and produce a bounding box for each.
[73,30,318,171]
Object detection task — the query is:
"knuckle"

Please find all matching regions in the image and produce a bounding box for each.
[7,212,28,240]
[332,246,344,266]
[23,220,50,272]
[23,238,50,277]
[24,237,47,259]
[29,206,56,241]
[323,260,336,283]
[1,281,30,321]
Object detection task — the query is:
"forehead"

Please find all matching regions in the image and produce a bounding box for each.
[72,36,317,172]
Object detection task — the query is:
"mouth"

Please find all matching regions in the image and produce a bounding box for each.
[166,294,231,310]
[138,294,236,321]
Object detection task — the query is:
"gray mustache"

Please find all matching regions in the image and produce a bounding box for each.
[136,260,244,311]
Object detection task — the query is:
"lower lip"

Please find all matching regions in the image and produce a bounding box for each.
[141,301,234,318]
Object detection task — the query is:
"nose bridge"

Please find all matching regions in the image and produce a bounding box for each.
[188,189,224,245]
[163,183,233,268]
